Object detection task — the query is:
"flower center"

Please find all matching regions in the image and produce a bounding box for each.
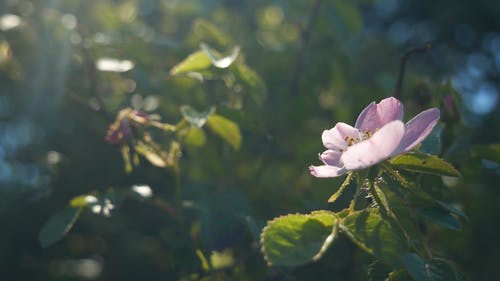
[340,129,375,151]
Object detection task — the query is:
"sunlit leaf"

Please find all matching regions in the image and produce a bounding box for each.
[180,105,215,128]
[472,144,500,163]
[135,142,167,167]
[39,207,82,248]
[183,126,207,147]
[390,153,460,177]
[206,114,242,150]
[200,43,239,68]
[403,253,464,281]
[340,210,408,267]
[210,249,235,269]
[386,270,413,281]
[170,50,211,76]
[70,195,98,208]
[232,62,266,105]
[260,211,337,266]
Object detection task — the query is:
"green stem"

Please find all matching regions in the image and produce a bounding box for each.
[349,173,363,213]
[173,165,184,225]
[368,179,387,216]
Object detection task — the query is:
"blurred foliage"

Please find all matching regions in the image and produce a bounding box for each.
[0,0,499,280]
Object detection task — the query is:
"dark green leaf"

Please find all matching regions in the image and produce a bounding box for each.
[368,261,391,281]
[390,153,460,177]
[206,114,242,150]
[340,210,408,267]
[170,50,211,76]
[417,206,461,231]
[260,211,337,266]
[403,253,463,281]
[419,124,442,155]
[39,207,82,248]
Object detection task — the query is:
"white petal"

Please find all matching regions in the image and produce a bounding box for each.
[341,120,405,170]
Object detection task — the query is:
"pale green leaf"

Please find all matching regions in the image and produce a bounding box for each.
[39,207,82,248]
[340,210,408,267]
[183,126,207,147]
[260,211,337,266]
[200,43,239,68]
[389,153,460,177]
[206,114,242,150]
[170,50,211,76]
[134,142,167,167]
[180,105,215,128]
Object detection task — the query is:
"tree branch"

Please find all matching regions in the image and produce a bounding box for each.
[393,44,431,99]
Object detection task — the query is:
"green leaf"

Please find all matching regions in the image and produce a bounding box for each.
[419,124,442,155]
[200,43,239,68]
[329,2,363,33]
[472,144,500,163]
[180,105,215,128]
[368,261,391,281]
[134,142,167,167]
[183,126,207,147]
[340,210,408,267]
[389,153,460,177]
[206,114,242,150]
[386,270,413,281]
[417,206,461,231]
[403,253,464,281]
[39,207,82,248]
[170,50,211,76]
[231,62,266,105]
[70,195,98,208]
[260,211,337,266]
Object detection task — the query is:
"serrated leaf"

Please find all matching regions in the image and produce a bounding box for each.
[403,253,463,281]
[417,206,461,231]
[39,207,82,248]
[390,153,460,177]
[260,211,337,266]
[200,43,239,68]
[340,210,408,267]
[472,144,500,162]
[180,105,215,128]
[170,50,211,76]
[206,114,242,150]
[232,62,266,105]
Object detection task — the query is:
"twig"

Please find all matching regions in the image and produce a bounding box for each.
[289,0,322,96]
[393,44,431,99]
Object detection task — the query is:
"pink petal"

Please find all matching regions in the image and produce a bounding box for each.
[355,97,404,131]
[341,120,405,170]
[319,150,342,166]
[309,165,347,178]
[322,122,360,151]
[396,108,440,154]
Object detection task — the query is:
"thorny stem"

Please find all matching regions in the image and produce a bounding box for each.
[394,44,431,99]
[367,179,387,216]
[349,173,363,213]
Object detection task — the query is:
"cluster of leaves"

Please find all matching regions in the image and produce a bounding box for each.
[260,151,466,280]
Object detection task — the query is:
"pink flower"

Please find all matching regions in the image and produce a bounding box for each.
[309,97,440,178]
